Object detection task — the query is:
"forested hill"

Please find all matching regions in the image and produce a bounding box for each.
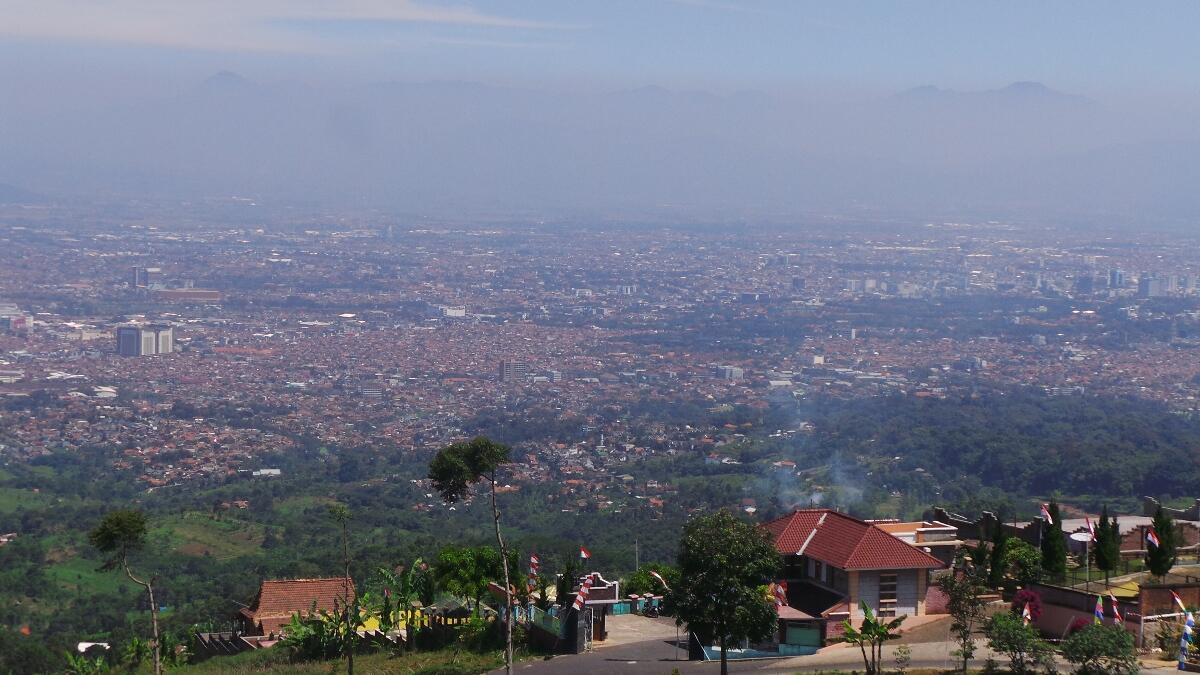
[807,391,1200,510]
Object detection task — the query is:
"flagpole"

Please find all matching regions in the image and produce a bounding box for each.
[1085,535,1090,593]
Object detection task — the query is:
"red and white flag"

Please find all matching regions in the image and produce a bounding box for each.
[1086,516,1096,540]
[1021,602,1033,626]
[1174,590,1188,612]
[579,545,592,560]
[1149,528,1162,549]
[1109,594,1123,623]
[649,570,671,591]
[1040,503,1054,525]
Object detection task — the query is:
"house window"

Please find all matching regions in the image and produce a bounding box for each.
[877,573,898,618]
[814,560,824,583]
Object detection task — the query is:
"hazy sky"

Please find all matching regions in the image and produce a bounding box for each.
[4,1,1200,95]
[4,1,1200,222]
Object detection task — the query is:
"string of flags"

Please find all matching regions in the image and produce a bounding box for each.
[572,574,594,611]
[649,570,671,591]
[1040,503,1054,525]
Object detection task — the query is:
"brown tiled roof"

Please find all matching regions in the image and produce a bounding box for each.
[762,509,944,571]
[245,577,354,624]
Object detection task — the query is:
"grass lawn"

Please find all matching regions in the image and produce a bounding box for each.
[177,647,503,674]
[45,554,137,594]
[0,486,51,512]
[152,511,265,559]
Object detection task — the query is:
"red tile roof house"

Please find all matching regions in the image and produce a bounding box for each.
[238,578,355,638]
[763,509,945,645]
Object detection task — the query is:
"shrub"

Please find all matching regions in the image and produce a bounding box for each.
[1012,589,1044,622]
[986,611,1056,675]
[1061,623,1138,675]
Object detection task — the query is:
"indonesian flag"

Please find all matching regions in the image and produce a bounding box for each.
[529,553,541,575]
[1086,516,1096,540]
[1149,528,1162,548]
[772,581,788,609]
[580,545,592,560]
[1109,594,1123,624]
[1040,503,1054,525]
[1173,590,1187,612]
[649,570,671,591]
[1021,602,1033,626]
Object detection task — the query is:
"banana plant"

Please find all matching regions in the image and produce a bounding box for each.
[841,601,907,675]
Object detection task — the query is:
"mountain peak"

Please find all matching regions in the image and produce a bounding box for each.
[202,71,253,89]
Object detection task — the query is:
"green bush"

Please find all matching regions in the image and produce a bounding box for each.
[985,611,1056,675]
[1061,624,1138,675]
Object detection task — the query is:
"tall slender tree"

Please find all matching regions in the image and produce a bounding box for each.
[89,510,162,675]
[429,436,514,675]
[328,504,356,675]
[1040,501,1067,579]
[1147,506,1177,578]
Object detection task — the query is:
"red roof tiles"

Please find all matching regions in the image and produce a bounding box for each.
[241,577,354,635]
[762,509,944,571]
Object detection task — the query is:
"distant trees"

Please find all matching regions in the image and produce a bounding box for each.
[1040,501,1067,580]
[671,510,778,675]
[88,509,162,675]
[1147,505,1177,577]
[428,436,515,675]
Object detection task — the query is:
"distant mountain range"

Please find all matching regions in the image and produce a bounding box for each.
[0,73,1197,224]
[0,182,43,204]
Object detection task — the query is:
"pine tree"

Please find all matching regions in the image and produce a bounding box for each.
[988,523,1009,588]
[1106,516,1121,577]
[1147,506,1177,578]
[1040,501,1067,579]
[1093,506,1114,580]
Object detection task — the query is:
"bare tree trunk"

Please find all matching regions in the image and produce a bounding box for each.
[341,521,355,675]
[719,633,728,675]
[125,564,162,675]
[491,473,513,675]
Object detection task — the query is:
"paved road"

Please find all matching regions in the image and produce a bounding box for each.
[500,614,1174,675]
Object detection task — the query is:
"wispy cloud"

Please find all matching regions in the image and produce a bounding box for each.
[0,0,567,53]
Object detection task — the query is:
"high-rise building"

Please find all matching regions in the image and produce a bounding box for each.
[116,326,142,356]
[1108,269,1125,289]
[714,365,744,381]
[499,360,528,382]
[130,266,162,288]
[115,324,174,356]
